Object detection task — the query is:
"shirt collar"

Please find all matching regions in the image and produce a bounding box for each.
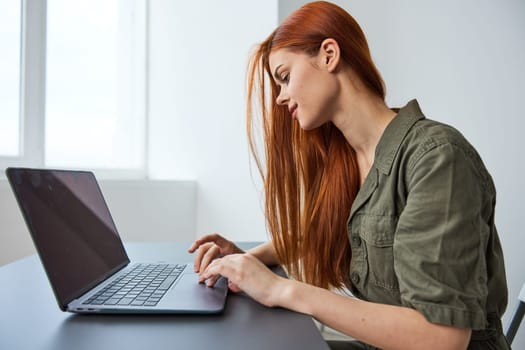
[374,99,425,175]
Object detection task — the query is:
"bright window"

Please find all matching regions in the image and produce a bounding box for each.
[45,0,146,171]
[0,0,22,157]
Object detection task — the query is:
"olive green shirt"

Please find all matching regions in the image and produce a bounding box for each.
[346,100,508,347]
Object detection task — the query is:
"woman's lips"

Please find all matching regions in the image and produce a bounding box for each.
[289,105,297,119]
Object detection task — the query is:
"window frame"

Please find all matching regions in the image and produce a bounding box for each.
[0,0,149,180]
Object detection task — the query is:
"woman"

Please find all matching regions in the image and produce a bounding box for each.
[188,2,509,349]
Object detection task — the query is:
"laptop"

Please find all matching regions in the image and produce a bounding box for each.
[6,167,228,314]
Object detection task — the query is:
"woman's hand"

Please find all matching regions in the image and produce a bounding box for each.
[200,253,288,307]
[188,233,244,278]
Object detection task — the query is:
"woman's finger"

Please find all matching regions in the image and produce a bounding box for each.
[193,242,213,272]
[199,244,220,274]
[200,258,224,281]
[205,274,221,287]
[187,233,227,253]
[199,258,223,284]
[228,280,242,293]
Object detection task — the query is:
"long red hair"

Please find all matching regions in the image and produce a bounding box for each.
[246,1,385,289]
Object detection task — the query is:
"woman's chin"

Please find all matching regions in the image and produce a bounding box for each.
[298,119,324,131]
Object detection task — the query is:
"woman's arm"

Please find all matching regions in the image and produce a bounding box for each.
[247,241,279,266]
[280,279,471,350]
[202,254,471,350]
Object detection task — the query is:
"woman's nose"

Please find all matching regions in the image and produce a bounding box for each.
[276,90,288,106]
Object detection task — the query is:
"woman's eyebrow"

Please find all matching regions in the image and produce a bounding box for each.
[273,64,283,81]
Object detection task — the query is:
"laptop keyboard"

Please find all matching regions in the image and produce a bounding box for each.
[83,263,186,307]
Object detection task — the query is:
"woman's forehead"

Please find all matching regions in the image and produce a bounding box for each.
[268,49,302,71]
[268,49,288,69]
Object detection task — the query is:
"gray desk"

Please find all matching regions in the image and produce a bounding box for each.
[0,242,329,350]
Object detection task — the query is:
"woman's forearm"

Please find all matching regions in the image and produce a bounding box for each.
[278,279,471,350]
[247,241,279,266]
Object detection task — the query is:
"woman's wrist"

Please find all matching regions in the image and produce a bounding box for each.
[247,241,279,266]
[273,278,311,315]
[270,276,293,308]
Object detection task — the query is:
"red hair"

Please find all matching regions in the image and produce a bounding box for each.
[246,1,385,289]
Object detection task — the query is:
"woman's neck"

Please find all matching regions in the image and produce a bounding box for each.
[330,76,396,183]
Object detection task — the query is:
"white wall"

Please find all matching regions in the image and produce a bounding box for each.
[97,180,196,242]
[0,180,35,266]
[147,0,278,242]
[280,0,524,346]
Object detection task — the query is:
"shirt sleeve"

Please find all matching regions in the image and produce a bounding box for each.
[393,141,491,329]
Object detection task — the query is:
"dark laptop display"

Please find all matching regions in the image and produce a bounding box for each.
[7,168,129,309]
[6,167,228,314]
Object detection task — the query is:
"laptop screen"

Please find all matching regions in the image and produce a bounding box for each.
[7,168,129,309]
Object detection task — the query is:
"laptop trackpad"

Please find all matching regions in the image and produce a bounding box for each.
[157,272,228,313]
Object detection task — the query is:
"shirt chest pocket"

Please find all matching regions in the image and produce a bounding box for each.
[359,214,400,293]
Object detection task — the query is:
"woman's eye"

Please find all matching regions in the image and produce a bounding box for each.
[282,74,289,83]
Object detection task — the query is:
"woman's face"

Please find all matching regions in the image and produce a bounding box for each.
[268,48,339,130]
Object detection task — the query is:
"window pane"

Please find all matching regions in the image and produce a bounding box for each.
[46,0,146,169]
[0,0,21,156]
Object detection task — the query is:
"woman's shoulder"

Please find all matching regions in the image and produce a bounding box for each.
[401,117,481,161]
[408,118,470,148]
[401,118,494,187]
[382,100,477,163]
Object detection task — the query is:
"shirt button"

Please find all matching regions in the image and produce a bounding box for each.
[351,272,360,284]
[352,236,361,247]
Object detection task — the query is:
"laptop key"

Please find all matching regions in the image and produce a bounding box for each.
[117,297,134,305]
[158,276,177,290]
